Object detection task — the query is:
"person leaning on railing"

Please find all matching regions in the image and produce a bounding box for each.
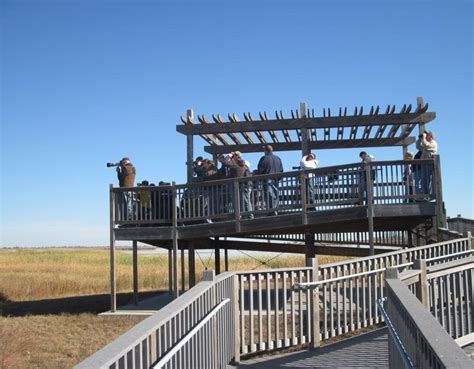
[257,145,283,215]
[116,157,136,220]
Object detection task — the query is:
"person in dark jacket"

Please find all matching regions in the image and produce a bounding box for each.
[116,157,136,220]
[218,152,253,218]
[257,145,283,215]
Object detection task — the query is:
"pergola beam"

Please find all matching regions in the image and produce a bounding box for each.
[204,137,416,154]
[176,112,435,135]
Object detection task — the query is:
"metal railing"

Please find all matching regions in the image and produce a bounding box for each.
[111,159,438,226]
[235,236,472,355]
[249,230,409,247]
[75,271,236,369]
[77,236,472,368]
[383,257,474,368]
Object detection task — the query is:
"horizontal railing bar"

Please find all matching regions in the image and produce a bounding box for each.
[153,298,231,369]
[321,238,470,270]
[298,267,386,287]
[376,297,414,369]
[427,263,474,280]
[111,159,434,193]
[426,253,474,272]
[385,278,473,368]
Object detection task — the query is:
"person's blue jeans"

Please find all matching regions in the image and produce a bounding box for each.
[123,191,134,220]
[241,184,254,218]
[263,179,279,212]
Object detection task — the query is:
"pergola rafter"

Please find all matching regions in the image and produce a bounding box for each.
[177,98,435,181]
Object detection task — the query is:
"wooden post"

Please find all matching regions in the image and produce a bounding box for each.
[232,274,241,364]
[189,240,196,288]
[414,259,429,308]
[202,269,215,281]
[234,179,241,232]
[168,248,173,294]
[224,248,229,271]
[305,232,315,267]
[464,231,472,250]
[301,172,308,225]
[215,239,221,275]
[186,109,194,183]
[181,246,185,293]
[433,155,446,230]
[109,184,117,312]
[310,257,320,349]
[385,268,399,279]
[172,181,179,298]
[300,102,309,156]
[132,240,138,305]
[417,96,425,134]
[365,165,375,255]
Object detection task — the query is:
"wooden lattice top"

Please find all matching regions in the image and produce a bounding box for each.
[176,98,435,154]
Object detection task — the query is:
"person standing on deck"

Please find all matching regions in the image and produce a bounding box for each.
[358,151,375,204]
[300,153,319,207]
[419,131,438,198]
[218,152,254,218]
[257,145,283,215]
[116,157,136,220]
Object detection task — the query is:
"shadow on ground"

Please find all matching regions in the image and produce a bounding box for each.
[0,290,168,317]
[236,328,388,369]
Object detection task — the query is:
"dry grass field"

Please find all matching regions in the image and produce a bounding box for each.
[0,247,348,368]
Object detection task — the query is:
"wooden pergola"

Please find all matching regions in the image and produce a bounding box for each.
[176,97,435,181]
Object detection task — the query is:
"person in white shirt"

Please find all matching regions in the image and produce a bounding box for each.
[419,131,438,198]
[300,153,319,207]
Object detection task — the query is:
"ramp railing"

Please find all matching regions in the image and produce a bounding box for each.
[383,256,473,368]
[76,236,472,367]
[74,271,236,369]
[236,235,472,355]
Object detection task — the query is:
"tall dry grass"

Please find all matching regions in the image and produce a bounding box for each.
[0,314,143,369]
[0,247,350,368]
[0,248,348,302]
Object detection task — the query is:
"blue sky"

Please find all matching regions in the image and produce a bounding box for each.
[1,0,472,246]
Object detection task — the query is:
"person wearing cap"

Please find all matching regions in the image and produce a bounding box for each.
[116,157,136,220]
[117,157,136,187]
[257,145,284,215]
[358,151,376,204]
[300,153,319,206]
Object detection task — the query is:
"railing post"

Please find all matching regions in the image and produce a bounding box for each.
[433,155,447,230]
[189,240,196,288]
[132,240,138,305]
[365,165,375,255]
[234,179,241,232]
[172,181,179,298]
[464,231,472,250]
[413,259,429,308]
[385,267,399,280]
[310,258,320,349]
[300,172,308,225]
[109,184,117,312]
[231,274,241,364]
